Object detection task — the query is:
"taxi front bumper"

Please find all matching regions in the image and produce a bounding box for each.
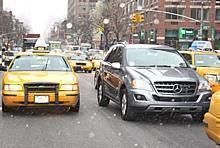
[2,90,79,107]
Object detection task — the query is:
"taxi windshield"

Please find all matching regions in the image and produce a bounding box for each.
[9,55,71,71]
[70,55,87,61]
[195,54,220,67]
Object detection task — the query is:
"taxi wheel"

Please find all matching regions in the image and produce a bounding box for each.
[88,70,92,73]
[120,88,136,121]
[69,98,80,112]
[97,82,110,107]
[2,100,10,112]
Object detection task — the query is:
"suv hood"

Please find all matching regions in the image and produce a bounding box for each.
[127,67,199,83]
[4,71,77,84]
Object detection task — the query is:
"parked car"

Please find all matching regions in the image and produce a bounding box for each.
[180,51,220,93]
[204,91,220,144]
[0,50,80,112]
[96,44,212,121]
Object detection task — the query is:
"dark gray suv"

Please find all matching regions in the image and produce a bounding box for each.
[97,44,212,121]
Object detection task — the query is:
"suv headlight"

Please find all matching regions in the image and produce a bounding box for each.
[60,84,78,91]
[198,81,211,92]
[131,79,153,91]
[204,74,218,83]
[4,84,22,91]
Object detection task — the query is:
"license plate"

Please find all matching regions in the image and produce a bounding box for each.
[34,96,49,104]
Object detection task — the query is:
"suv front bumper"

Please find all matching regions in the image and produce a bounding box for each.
[127,89,211,113]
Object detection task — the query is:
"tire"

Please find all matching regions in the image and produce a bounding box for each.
[2,99,10,112]
[191,112,205,121]
[120,89,136,121]
[97,82,110,107]
[69,98,80,112]
[88,70,92,73]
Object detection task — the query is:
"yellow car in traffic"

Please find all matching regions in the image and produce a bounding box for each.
[204,91,220,144]
[69,54,93,73]
[180,51,220,93]
[0,51,80,112]
[92,54,103,70]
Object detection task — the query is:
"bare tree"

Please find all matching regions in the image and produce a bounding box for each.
[91,0,127,42]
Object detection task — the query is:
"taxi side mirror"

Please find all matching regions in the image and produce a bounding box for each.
[0,65,7,71]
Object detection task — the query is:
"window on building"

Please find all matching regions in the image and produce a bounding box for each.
[191,8,209,20]
[216,9,220,20]
[166,8,184,20]
[165,30,179,48]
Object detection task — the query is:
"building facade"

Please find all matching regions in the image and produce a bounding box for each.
[68,0,98,23]
[0,0,3,12]
[124,0,220,50]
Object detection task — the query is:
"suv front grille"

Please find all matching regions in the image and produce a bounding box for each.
[154,81,196,95]
[153,95,199,102]
[24,82,59,104]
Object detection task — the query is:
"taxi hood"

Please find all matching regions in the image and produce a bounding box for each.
[196,67,220,76]
[3,71,77,84]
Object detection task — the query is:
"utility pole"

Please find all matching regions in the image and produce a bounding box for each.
[199,0,204,40]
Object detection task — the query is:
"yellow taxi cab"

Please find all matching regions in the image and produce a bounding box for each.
[180,51,220,93]
[91,54,103,70]
[204,91,220,144]
[0,50,80,112]
[68,54,93,73]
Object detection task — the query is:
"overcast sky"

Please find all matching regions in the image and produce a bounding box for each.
[4,0,68,37]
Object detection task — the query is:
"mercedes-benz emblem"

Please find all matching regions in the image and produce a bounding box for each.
[173,84,182,93]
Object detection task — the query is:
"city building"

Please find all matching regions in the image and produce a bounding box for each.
[68,0,98,22]
[67,0,98,45]
[0,0,3,12]
[123,0,220,50]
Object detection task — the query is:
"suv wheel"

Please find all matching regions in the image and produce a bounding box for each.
[97,82,110,106]
[120,89,136,121]
[2,100,10,112]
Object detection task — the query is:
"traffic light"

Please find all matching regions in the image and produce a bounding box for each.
[131,13,139,23]
[131,25,137,33]
[139,13,145,23]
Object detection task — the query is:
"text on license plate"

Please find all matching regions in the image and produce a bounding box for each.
[34,96,49,103]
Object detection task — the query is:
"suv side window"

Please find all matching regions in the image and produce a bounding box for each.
[112,47,122,64]
[181,53,192,65]
[104,47,116,63]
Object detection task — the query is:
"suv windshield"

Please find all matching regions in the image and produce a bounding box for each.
[9,55,71,71]
[195,54,220,67]
[126,48,188,68]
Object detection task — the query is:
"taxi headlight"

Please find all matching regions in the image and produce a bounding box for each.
[198,81,211,92]
[87,62,93,67]
[204,74,218,83]
[131,79,153,91]
[4,84,22,91]
[60,84,78,91]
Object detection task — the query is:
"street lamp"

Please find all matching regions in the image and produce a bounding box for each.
[103,18,109,51]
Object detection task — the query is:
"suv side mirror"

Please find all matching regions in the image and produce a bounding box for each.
[0,65,7,71]
[111,62,121,70]
[190,65,197,71]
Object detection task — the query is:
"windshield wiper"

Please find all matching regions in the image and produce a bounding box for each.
[42,58,49,71]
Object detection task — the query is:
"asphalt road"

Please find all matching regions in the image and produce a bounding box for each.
[0,72,217,148]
